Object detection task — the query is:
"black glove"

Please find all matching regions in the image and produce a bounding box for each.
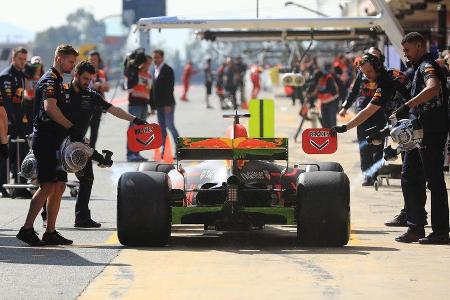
[330,125,347,136]
[68,125,84,142]
[133,117,148,125]
[394,104,410,120]
[366,126,390,145]
[91,150,113,168]
[383,145,399,161]
[0,143,8,159]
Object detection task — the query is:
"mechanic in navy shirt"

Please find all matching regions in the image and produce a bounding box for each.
[17,44,81,246]
[0,47,29,197]
[392,32,449,244]
[339,47,387,187]
[41,61,147,228]
[331,53,410,133]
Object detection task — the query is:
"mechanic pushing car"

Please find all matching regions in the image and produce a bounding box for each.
[17,44,80,246]
[393,32,449,244]
[40,61,148,228]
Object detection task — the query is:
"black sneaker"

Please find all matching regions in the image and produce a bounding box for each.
[418,232,449,245]
[42,231,73,245]
[74,218,101,228]
[384,211,407,227]
[16,227,43,246]
[395,229,425,243]
[362,177,374,186]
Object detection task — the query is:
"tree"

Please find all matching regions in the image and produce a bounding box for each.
[32,9,105,67]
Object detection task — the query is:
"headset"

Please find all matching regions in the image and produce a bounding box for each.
[360,53,384,72]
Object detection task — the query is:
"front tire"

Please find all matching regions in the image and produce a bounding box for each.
[137,162,175,173]
[117,171,171,246]
[296,171,350,246]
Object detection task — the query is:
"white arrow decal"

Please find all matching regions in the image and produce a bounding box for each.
[310,139,329,150]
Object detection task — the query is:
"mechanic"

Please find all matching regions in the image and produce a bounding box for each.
[330,54,414,242]
[234,56,248,107]
[24,56,45,134]
[17,44,79,246]
[41,61,148,228]
[0,47,29,198]
[339,47,388,186]
[0,90,8,160]
[127,55,152,162]
[87,50,109,149]
[316,63,339,129]
[392,32,449,244]
[181,60,197,101]
[203,58,214,109]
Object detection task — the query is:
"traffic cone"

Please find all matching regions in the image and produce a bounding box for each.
[153,147,162,161]
[162,136,174,163]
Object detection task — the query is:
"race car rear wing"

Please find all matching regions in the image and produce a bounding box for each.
[177,137,288,161]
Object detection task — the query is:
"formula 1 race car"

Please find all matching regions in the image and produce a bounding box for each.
[117,112,350,247]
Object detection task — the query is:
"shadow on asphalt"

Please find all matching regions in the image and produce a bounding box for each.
[117,226,400,255]
[0,233,128,267]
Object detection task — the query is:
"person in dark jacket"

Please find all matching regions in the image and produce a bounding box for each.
[0,47,29,197]
[150,49,179,159]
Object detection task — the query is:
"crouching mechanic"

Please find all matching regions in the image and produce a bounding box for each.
[40,61,148,228]
[17,44,80,246]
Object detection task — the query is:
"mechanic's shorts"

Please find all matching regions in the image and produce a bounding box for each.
[32,135,67,184]
[206,82,212,95]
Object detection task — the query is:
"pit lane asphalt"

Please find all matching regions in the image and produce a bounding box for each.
[1,84,449,299]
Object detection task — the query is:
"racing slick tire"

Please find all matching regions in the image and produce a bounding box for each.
[296,171,350,246]
[305,162,343,172]
[137,162,175,174]
[117,171,171,246]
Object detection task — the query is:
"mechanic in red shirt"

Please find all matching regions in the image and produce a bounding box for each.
[180,61,197,101]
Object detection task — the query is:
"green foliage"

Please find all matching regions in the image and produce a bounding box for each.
[32,8,105,67]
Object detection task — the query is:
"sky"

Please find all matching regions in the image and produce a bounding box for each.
[0,0,344,50]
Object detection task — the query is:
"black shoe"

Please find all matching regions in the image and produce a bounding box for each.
[362,177,374,186]
[42,230,73,245]
[384,211,407,227]
[395,229,425,243]
[16,227,43,246]
[418,232,449,245]
[74,218,101,228]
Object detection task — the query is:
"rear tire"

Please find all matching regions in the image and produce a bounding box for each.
[137,162,175,174]
[305,162,343,172]
[117,171,171,246]
[297,171,350,246]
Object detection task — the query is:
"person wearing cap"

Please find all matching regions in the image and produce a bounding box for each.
[339,47,388,186]
[24,56,44,134]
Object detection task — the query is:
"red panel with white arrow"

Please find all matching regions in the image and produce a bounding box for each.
[301,128,337,154]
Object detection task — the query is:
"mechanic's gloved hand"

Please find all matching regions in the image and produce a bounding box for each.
[394,104,410,120]
[0,143,8,159]
[383,145,399,161]
[366,126,390,145]
[133,117,148,125]
[68,125,84,142]
[91,150,113,168]
[99,150,113,168]
[330,125,347,136]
